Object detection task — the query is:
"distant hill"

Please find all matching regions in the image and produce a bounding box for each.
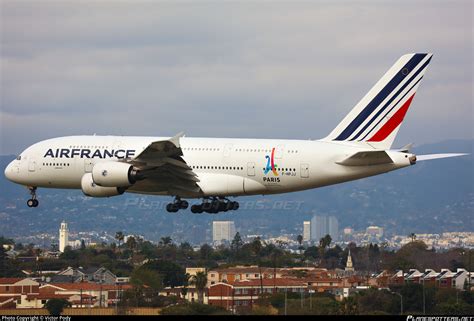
[0,139,472,243]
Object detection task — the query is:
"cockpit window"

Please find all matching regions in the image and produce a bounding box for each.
[16,156,21,160]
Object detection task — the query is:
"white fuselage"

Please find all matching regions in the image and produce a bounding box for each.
[4,135,414,199]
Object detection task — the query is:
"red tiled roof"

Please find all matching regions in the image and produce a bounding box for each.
[50,283,132,291]
[0,295,19,303]
[229,279,307,287]
[211,267,281,274]
[0,278,23,284]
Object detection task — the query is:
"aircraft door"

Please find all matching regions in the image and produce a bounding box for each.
[300,163,309,178]
[84,159,93,173]
[223,144,233,158]
[247,162,255,176]
[275,145,284,159]
[28,158,36,172]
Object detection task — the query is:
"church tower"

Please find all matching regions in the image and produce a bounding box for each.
[59,221,69,253]
[345,249,354,272]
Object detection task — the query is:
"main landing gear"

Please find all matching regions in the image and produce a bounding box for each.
[191,197,239,214]
[166,197,189,213]
[27,187,39,208]
[166,197,240,214]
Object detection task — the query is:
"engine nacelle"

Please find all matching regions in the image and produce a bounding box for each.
[92,161,139,187]
[81,173,125,197]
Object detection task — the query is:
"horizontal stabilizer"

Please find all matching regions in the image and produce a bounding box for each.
[336,150,393,166]
[397,143,413,153]
[416,153,469,161]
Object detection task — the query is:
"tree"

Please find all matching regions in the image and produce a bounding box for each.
[357,288,398,314]
[115,231,124,248]
[181,273,191,298]
[409,233,417,242]
[44,298,71,315]
[190,271,207,304]
[231,232,243,252]
[199,244,213,261]
[142,260,186,287]
[80,239,86,250]
[250,237,263,257]
[304,246,320,260]
[126,236,137,252]
[131,268,163,291]
[319,234,332,257]
[320,234,332,249]
[296,235,303,246]
[159,236,173,247]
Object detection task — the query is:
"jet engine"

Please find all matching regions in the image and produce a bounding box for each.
[92,161,140,187]
[81,173,125,197]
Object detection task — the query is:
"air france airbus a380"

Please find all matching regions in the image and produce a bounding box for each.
[4,53,467,213]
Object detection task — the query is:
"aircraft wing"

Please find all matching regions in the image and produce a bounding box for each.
[127,132,201,195]
[336,150,394,166]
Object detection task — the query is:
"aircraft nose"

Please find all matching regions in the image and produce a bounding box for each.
[4,161,15,182]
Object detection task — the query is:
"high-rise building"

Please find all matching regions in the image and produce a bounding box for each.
[310,215,339,242]
[212,221,236,245]
[328,216,339,241]
[303,221,311,242]
[59,221,69,253]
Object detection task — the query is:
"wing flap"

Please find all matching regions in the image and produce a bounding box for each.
[126,132,202,196]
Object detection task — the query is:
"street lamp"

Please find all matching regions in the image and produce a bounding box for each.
[395,292,403,315]
[422,276,425,314]
[391,291,403,315]
[461,250,472,292]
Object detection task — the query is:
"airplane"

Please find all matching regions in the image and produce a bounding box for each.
[4,53,468,214]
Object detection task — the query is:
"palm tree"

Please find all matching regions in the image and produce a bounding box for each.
[409,233,417,242]
[190,271,207,304]
[297,234,304,254]
[159,236,172,246]
[181,273,191,298]
[296,234,303,246]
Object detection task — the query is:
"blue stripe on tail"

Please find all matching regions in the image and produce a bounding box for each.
[334,53,427,141]
[350,56,432,141]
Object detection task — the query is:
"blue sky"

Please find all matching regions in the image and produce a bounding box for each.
[1,1,472,154]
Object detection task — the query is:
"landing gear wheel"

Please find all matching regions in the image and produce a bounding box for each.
[180,200,189,209]
[27,187,39,208]
[191,204,203,214]
[166,203,179,213]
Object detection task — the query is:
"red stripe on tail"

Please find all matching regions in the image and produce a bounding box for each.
[368,94,416,142]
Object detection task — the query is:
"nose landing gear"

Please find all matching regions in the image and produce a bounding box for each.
[27,187,39,208]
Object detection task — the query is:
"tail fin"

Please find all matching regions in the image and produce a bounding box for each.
[324,53,433,150]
